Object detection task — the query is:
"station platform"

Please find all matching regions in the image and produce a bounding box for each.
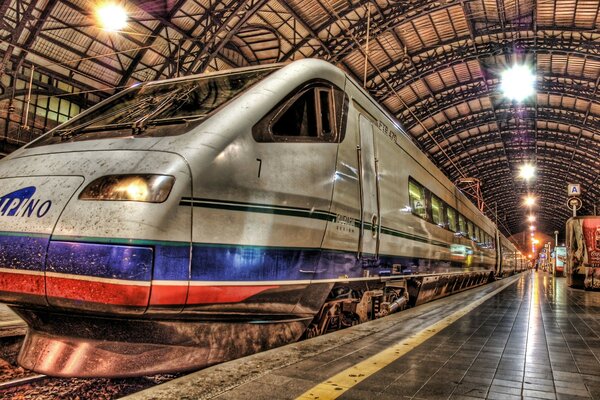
[94,272,600,399]
[0,304,25,337]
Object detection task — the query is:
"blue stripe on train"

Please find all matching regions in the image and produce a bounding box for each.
[0,233,494,282]
[0,234,48,271]
[47,241,155,281]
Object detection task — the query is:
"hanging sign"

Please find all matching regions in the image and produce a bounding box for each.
[568,183,581,196]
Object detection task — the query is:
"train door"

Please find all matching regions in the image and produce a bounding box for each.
[358,114,380,260]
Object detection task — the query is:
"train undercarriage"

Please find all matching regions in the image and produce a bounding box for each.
[304,270,493,338]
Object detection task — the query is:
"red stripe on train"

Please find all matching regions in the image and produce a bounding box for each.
[0,271,45,295]
[1,271,280,306]
[46,276,150,307]
[149,284,188,305]
[185,285,279,304]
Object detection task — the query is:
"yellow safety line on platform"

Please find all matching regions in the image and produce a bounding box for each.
[295,277,519,400]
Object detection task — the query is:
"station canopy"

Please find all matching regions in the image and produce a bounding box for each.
[0,0,599,238]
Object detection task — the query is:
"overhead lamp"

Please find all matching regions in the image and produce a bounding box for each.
[527,215,536,223]
[529,225,536,231]
[96,2,128,32]
[518,163,536,181]
[523,195,536,207]
[501,65,536,102]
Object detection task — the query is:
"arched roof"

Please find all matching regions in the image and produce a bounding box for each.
[1,0,599,238]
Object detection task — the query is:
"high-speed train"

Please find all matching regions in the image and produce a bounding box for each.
[0,59,525,377]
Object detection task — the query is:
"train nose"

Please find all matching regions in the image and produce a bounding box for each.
[0,176,85,305]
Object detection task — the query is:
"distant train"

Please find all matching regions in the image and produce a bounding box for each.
[566,216,600,289]
[0,59,525,377]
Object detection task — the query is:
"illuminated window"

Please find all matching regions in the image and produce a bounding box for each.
[458,214,467,235]
[446,206,457,232]
[408,179,427,219]
[431,195,444,226]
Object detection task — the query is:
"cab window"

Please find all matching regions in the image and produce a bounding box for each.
[253,81,347,143]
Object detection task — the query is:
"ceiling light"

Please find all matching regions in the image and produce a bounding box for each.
[501,65,536,102]
[518,163,536,181]
[96,2,128,32]
[524,195,536,207]
[527,215,536,223]
[529,225,536,231]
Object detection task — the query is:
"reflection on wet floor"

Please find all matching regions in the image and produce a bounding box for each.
[338,271,600,400]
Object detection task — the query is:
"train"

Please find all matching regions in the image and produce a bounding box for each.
[566,216,600,288]
[0,59,526,377]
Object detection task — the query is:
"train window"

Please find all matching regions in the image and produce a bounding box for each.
[467,220,474,240]
[32,68,276,146]
[253,81,347,143]
[272,89,319,137]
[458,214,467,236]
[446,206,457,232]
[431,195,444,227]
[475,226,481,242]
[408,179,427,219]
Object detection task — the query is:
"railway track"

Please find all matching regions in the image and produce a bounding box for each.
[0,373,47,389]
[0,319,181,399]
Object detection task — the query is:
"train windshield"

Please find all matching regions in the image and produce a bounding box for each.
[30,68,275,147]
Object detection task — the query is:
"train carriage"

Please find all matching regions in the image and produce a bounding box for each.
[0,59,520,377]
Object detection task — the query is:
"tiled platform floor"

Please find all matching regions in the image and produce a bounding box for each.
[331,271,600,400]
[129,272,600,400]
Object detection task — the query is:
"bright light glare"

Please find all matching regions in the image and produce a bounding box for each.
[518,163,536,181]
[524,195,536,207]
[96,2,128,31]
[527,215,536,222]
[529,225,536,231]
[501,65,536,102]
[115,177,149,201]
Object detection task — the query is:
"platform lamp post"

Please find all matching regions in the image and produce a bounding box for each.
[554,230,559,277]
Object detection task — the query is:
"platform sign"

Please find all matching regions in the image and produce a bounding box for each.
[568,183,581,196]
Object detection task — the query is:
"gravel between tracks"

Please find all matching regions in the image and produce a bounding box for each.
[0,338,180,399]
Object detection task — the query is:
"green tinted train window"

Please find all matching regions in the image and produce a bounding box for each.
[431,195,444,226]
[409,179,427,219]
[446,206,457,232]
[467,220,474,239]
[458,214,467,235]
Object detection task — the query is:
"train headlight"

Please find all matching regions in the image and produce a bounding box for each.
[79,175,175,203]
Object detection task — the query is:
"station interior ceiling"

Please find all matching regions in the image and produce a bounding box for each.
[0,0,599,241]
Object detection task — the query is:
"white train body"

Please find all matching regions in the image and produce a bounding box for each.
[0,59,523,377]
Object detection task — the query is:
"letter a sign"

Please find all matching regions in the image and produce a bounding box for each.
[568,183,581,196]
